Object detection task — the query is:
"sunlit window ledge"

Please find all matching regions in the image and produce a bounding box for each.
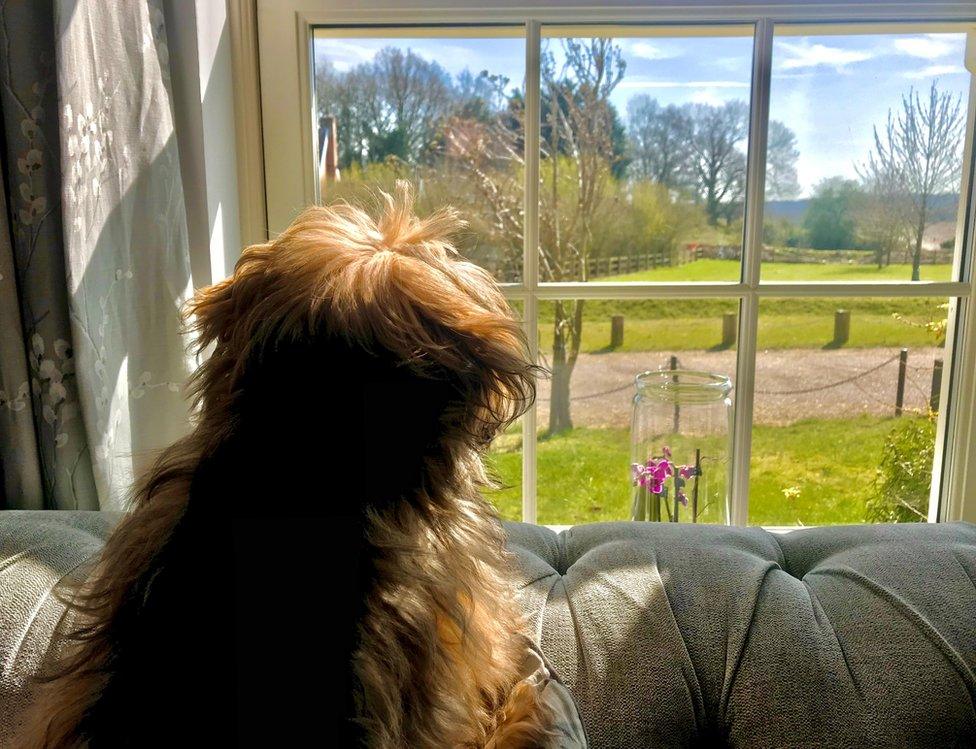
[541,524,812,534]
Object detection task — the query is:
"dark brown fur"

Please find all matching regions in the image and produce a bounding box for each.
[18,184,552,747]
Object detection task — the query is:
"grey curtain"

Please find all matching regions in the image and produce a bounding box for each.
[0,0,193,510]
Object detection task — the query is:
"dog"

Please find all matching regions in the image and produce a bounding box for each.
[19,184,564,747]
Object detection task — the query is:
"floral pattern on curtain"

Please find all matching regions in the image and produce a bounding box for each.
[0,0,193,510]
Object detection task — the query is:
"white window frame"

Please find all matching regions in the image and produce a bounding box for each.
[250,0,976,525]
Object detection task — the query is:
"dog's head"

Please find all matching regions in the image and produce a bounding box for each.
[185,183,536,475]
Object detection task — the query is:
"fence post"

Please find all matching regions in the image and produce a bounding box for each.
[930,358,944,413]
[834,309,850,346]
[610,315,624,348]
[670,355,680,433]
[722,312,737,348]
[895,348,908,417]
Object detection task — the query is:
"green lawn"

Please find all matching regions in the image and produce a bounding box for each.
[485,416,907,526]
[491,258,946,527]
[604,258,952,283]
[533,259,950,351]
[548,312,942,352]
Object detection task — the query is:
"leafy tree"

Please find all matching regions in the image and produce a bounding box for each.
[803,177,861,250]
[858,82,964,280]
[865,416,934,523]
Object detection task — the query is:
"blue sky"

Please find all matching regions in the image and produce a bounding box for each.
[314,30,970,198]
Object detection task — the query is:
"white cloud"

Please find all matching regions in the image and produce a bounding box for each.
[903,64,967,79]
[689,89,727,107]
[776,40,873,71]
[625,40,679,61]
[618,78,749,90]
[315,39,378,72]
[893,36,956,60]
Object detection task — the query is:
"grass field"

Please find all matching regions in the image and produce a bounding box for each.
[490,259,945,527]
[485,416,908,526]
[533,260,950,352]
[548,312,943,353]
[603,258,952,283]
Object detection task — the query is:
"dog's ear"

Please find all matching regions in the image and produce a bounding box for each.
[184,243,276,352]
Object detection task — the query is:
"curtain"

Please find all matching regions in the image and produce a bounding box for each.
[0,0,193,510]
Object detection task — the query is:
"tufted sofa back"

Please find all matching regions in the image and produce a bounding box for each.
[1,511,974,747]
[502,520,976,748]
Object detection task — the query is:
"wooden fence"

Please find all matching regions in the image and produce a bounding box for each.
[571,245,704,279]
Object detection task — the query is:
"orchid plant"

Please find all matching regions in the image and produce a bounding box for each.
[631,446,702,522]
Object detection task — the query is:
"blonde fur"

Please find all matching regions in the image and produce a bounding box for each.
[17,183,553,748]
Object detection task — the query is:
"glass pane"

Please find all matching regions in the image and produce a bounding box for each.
[538,27,754,283]
[762,27,971,281]
[484,298,525,520]
[312,28,525,282]
[749,297,951,526]
[536,298,738,525]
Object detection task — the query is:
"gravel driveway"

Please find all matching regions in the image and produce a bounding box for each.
[535,347,943,428]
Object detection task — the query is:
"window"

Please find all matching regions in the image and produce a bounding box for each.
[256,4,976,526]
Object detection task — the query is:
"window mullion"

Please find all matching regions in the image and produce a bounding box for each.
[522,19,541,524]
[935,46,976,521]
[731,18,774,527]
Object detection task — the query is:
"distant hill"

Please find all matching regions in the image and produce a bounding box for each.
[765,193,960,224]
[765,199,807,223]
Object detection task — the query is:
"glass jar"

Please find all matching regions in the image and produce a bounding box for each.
[630,370,733,524]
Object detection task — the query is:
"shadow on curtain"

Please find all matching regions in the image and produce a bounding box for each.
[0,0,194,510]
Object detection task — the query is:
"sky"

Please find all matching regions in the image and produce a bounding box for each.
[313,30,970,198]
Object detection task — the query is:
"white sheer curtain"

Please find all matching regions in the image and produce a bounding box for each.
[0,0,194,509]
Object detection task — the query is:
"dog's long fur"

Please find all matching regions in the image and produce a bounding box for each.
[18,184,552,747]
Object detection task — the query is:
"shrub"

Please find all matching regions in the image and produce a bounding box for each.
[763,217,805,248]
[864,416,935,523]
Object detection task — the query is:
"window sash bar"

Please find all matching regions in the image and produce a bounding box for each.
[283,5,976,528]
[730,18,774,526]
[302,8,976,28]
[935,39,976,521]
[521,20,541,524]
[503,281,971,300]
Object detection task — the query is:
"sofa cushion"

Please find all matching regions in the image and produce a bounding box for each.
[503,520,976,748]
[1,512,974,748]
[0,511,118,744]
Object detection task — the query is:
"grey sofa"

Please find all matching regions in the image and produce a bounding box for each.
[1,511,975,747]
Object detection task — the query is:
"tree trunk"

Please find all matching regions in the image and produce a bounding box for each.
[911,227,924,282]
[549,323,573,434]
[912,198,928,282]
[548,300,584,435]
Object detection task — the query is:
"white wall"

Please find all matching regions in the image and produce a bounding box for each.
[164,0,242,287]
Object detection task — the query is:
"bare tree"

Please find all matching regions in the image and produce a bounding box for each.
[857,167,911,268]
[445,38,625,434]
[372,48,454,160]
[315,47,455,167]
[540,39,625,433]
[858,82,964,280]
[687,100,748,225]
[765,119,801,200]
[626,96,693,189]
